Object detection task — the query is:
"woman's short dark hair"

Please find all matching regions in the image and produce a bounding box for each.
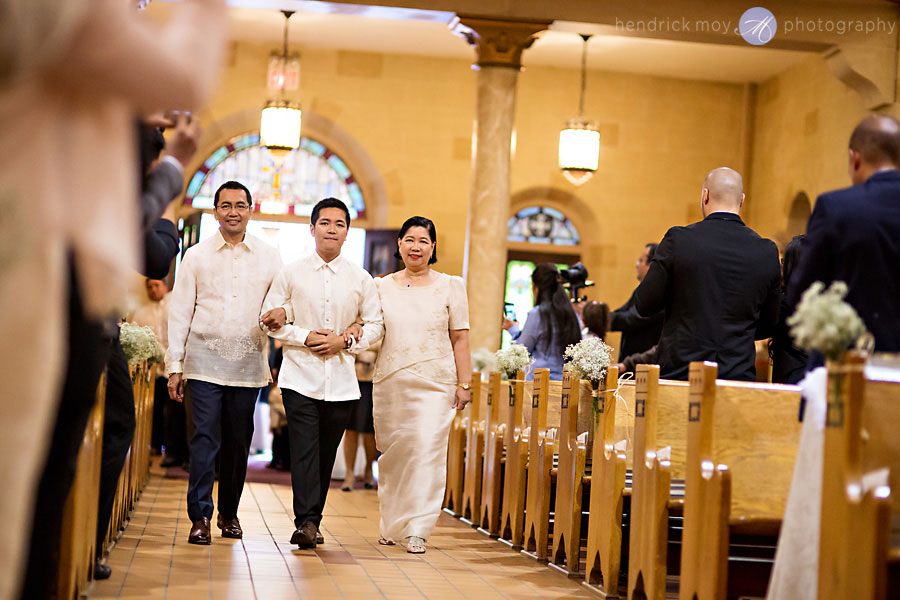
[394,216,438,264]
[582,301,610,340]
[782,234,806,288]
[214,180,253,208]
[311,197,351,226]
[531,263,582,357]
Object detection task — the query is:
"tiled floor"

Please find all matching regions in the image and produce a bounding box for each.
[88,468,596,599]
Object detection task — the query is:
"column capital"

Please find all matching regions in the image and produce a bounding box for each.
[451,16,551,70]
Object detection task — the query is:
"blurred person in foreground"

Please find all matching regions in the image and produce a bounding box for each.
[1,1,226,597]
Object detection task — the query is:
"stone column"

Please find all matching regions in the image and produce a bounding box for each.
[452,17,550,352]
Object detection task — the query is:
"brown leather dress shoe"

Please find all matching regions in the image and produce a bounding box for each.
[217,515,243,539]
[290,522,318,548]
[188,517,211,545]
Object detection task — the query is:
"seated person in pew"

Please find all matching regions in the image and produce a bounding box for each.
[633,167,782,381]
[502,263,582,380]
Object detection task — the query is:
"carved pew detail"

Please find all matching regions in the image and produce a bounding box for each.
[627,364,690,600]
[551,369,587,576]
[523,368,554,561]
[680,361,801,600]
[584,365,628,596]
[500,369,528,548]
[461,374,487,523]
[480,371,506,536]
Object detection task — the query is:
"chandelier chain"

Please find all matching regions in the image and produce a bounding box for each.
[578,33,591,118]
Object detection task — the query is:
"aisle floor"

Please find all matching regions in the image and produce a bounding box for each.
[88,469,596,599]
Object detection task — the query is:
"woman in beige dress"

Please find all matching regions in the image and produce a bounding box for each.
[373,216,471,554]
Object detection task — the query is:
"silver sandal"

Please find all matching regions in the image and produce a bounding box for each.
[405,536,426,554]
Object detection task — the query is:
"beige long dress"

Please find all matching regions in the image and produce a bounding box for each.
[373,272,469,542]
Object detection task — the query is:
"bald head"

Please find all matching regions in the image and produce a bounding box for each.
[848,115,900,184]
[701,167,744,217]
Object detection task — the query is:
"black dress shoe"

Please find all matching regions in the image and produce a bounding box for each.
[188,517,211,545]
[217,515,243,539]
[94,561,112,580]
[290,522,318,548]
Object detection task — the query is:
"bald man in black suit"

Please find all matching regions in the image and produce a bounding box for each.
[634,167,782,381]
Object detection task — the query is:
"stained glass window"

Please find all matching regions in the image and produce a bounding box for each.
[507,206,579,245]
[184,133,365,219]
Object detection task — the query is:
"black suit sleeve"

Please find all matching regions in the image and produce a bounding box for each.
[634,228,674,317]
[786,196,834,307]
[609,294,642,332]
[142,219,179,279]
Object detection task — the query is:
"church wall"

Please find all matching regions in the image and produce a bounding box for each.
[748,54,869,247]
[195,41,747,313]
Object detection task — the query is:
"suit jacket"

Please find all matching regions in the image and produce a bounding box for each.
[610,290,664,363]
[634,212,782,381]
[787,170,900,352]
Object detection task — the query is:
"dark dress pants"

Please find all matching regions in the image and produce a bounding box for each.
[161,377,189,461]
[20,264,109,600]
[95,341,136,554]
[281,389,354,528]
[186,380,259,522]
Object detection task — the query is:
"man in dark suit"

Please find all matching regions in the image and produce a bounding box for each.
[787,115,900,352]
[634,167,782,381]
[610,243,664,366]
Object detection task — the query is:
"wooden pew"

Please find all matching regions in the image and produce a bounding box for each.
[500,369,528,548]
[606,330,622,369]
[523,368,554,561]
[680,361,801,600]
[444,370,478,514]
[550,369,587,575]
[820,352,900,600]
[480,371,505,535]
[584,365,631,595]
[460,374,487,522]
[628,364,689,600]
[58,373,106,600]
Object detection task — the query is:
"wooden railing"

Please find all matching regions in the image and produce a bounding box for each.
[58,360,157,599]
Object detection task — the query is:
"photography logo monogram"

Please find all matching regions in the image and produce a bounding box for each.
[738,7,777,45]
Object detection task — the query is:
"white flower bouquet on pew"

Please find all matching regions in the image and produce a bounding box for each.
[119,322,165,367]
[564,338,614,422]
[787,281,868,361]
[495,343,533,380]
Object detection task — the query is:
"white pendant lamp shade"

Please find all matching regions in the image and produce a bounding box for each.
[260,100,302,151]
[558,119,600,172]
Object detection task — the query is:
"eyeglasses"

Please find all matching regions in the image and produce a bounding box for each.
[217,203,250,212]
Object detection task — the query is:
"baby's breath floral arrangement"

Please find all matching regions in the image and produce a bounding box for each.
[119,322,165,366]
[495,344,534,379]
[472,347,498,375]
[564,338,614,421]
[788,281,868,361]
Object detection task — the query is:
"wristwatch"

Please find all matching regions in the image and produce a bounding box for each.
[457,382,471,390]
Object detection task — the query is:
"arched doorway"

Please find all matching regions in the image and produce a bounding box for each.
[502,205,582,345]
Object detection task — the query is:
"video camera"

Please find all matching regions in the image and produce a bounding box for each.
[560,262,593,303]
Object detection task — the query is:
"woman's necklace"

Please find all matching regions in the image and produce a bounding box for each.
[403,269,430,287]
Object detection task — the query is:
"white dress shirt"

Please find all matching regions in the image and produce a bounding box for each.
[262,252,384,401]
[166,230,283,387]
[131,294,169,351]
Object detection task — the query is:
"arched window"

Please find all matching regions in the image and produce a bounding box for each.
[507,206,580,246]
[184,133,365,219]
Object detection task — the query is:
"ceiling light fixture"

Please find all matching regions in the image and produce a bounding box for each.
[260,10,301,156]
[558,34,600,186]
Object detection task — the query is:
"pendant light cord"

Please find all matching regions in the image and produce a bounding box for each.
[578,34,592,118]
[280,10,295,94]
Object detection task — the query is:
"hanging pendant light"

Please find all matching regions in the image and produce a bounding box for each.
[260,10,301,154]
[558,34,599,186]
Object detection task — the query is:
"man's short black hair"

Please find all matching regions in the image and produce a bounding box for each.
[645,242,658,262]
[394,216,438,264]
[311,197,351,226]
[214,181,253,208]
